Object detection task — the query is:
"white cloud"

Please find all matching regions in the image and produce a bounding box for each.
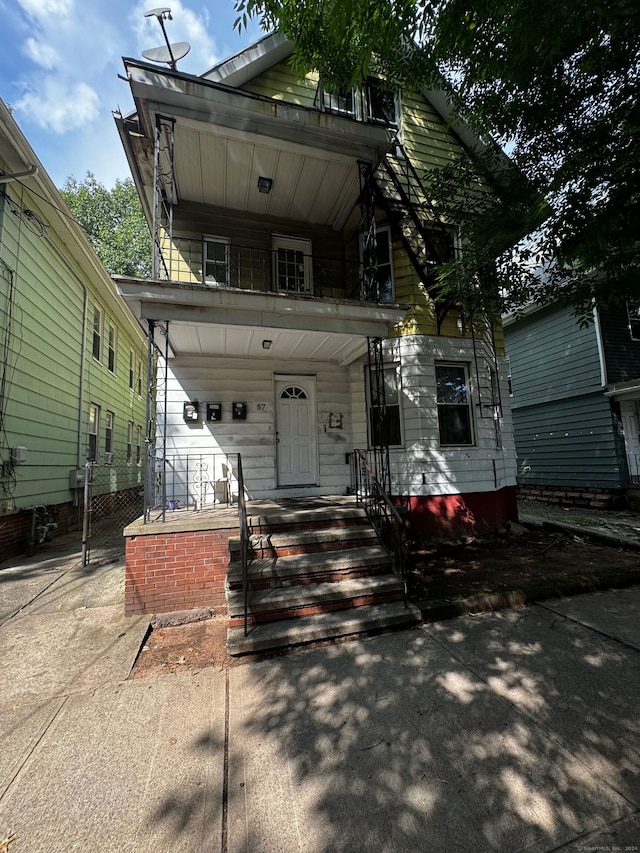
[15,80,100,133]
[22,36,59,69]
[17,0,73,19]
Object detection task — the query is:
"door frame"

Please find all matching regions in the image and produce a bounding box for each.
[274,374,319,487]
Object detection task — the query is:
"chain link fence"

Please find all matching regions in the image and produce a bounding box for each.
[83,459,145,563]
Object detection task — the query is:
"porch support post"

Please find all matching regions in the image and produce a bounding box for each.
[367,335,391,496]
[358,161,378,302]
[143,319,157,523]
[152,114,176,281]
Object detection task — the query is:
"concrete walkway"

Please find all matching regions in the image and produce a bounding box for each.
[1,530,639,851]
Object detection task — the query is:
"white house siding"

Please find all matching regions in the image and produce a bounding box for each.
[159,354,355,501]
[350,335,517,500]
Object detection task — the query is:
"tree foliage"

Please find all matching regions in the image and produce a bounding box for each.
[234,0,640,320]
[61,173,152,279]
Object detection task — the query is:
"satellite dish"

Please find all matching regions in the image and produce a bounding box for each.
[142,41,190,66]
[142,7,190,70]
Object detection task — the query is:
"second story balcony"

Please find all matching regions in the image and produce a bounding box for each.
[154,236,395,305]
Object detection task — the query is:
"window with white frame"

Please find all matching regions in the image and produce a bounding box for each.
[272,235,313,294]
[129,350,135,390]
[321,87,356,117]
[365,78,399,127]
[319,78,399,127]
[107,322,117,374]
[367,363,403,447]
[127,421,133,465]
[628,304,640,340]
[137,359,143,397]
[88,403,100,461]
[136,425,143,466]
[436,363,473,446]
[105,411,114,462]
[92,305,103,361]
[203,236,230,286]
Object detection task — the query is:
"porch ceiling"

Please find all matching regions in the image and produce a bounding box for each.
[115,276,407,367]
[120,59,392,231]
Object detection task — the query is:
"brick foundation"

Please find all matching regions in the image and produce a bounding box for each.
[517,484,627,510]
[124,522,238,616]
[0,502,77,560]
[400,486,519,541]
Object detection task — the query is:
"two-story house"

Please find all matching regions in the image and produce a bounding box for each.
[0,100,148,559]
[115,31,517,652]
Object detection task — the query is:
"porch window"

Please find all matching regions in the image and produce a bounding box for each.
[272,235,312,294]
[627,303,640,341]
[436,363,473,446]
[367,363,403,447]
[203,236,230,286]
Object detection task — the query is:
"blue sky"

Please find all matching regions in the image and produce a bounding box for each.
[0,0,263,188]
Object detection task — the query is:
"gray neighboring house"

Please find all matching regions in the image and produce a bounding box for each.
[504,300,640,508]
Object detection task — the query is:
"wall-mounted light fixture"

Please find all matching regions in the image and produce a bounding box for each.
[262,339,272,350]
[257,176,273,194]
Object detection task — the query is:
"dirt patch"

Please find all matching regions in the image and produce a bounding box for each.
[408,523,640,606]
[130,522,640,678]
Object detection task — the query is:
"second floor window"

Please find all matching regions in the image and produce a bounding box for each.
[628,304,640,341]
[203,237,230,286]
[107,323,117,373]
[92,305,103,361]
[272,235,312,294]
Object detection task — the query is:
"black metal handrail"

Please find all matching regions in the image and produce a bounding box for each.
[156,237,375,302]
[351,449,408,603]
[237,454,250,637]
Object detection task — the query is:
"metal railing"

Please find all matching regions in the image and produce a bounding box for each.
[155,238,374,302]
[351,449,408,602]
[147,452,238,517]
[237,454,250,637]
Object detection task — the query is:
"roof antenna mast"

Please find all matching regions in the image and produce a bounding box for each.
[142,7,190,71]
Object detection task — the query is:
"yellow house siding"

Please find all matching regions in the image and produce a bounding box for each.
[243,60,319,107]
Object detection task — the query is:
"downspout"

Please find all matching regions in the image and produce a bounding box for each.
[0,165,39,184]
[593,304,607,387]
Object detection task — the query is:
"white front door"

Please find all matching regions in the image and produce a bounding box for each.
[275,377,318,486]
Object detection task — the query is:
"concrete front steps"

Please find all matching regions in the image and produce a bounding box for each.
[226,501,421,655]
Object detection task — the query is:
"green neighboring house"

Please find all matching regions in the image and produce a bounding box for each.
[0,99,148,557]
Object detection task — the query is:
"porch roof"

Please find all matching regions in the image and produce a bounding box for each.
[117,58,393,233]
[114,275,408,366]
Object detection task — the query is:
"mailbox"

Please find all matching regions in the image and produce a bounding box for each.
[183,401,199,422]
[207,402,222,422]
[232,402,247,420]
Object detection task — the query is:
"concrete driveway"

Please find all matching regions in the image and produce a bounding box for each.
[0,537,639,852]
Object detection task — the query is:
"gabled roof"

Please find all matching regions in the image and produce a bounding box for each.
[201,30,500,166]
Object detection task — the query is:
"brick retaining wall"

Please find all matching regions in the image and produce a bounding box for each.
[124,523,238,616]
